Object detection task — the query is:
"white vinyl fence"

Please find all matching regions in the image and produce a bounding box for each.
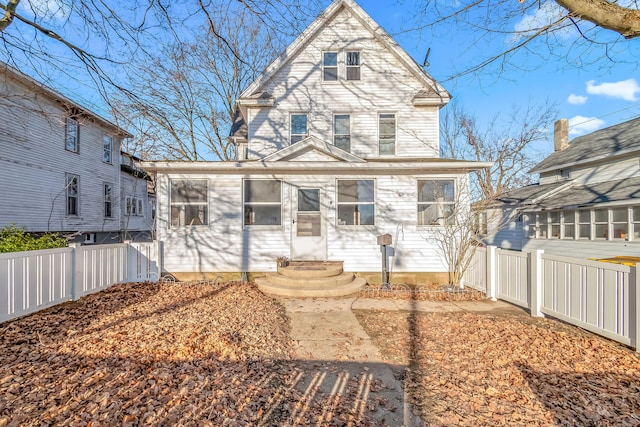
[463,246,640,351]
[0,241,160,323]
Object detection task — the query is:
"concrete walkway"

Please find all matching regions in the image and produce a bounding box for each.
[277,296,527,426]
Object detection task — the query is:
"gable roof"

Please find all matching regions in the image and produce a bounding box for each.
[261,136,366,162]
[238,0,450,106]
[530,116,640,174]
[1,61,132,137]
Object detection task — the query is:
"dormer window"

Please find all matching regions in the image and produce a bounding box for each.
[346,51,361,80]
[323,52,338,81]
[290,113,308,144]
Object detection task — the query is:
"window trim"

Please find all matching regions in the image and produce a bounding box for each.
[243,179,283,227]
[336,179,376,226]
[103,134,113,164]
[104,182,113,218]
[345,50,361,81]
[322,51,339,82]
[416,179,456,227]
[333,113,351,152]
[65,173,79,216]
[65,117,79,153]
[290,113,308,144]
[169,179,209,227]
[378,112,396,156]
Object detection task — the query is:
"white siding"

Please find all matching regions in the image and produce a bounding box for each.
[120,175,152,234]
[539,155,640,185]
[0,72,122,234]
[247,7,440,160]
[156,172,466,274]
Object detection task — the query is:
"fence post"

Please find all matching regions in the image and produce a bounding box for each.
[632,263,640,352]
[69,243,78,300]
[486,245,497,301]
[529,249,544,317]
[154,240,163,281]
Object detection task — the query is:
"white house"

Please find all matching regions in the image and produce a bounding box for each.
[482,118,640,259]
[141,0,490,282]
[0,63,151,244]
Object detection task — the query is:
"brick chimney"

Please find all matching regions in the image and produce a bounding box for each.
[554,119,569,151]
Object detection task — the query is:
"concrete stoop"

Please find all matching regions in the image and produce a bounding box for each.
[256,261,366,297]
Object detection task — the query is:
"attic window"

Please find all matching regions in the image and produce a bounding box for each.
[346,51,361,80]
[323,52,338,81]
[560,169,571,179]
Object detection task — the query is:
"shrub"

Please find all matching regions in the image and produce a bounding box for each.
[0,225,68,254]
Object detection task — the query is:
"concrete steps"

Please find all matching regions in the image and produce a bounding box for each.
[256,261,366,297]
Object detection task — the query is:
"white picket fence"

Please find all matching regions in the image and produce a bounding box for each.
[0,241,160,323]
[463,246,640,350]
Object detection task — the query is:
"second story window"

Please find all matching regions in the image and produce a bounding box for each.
[291,114,307,144]
[66,117,79,152]
[103,135,113,163]
[104,183,113,218]
[66,174,79,216]
[333,114,351,152]
[379,113,396,155]
[346,51,361,80]
[323,52,338,81]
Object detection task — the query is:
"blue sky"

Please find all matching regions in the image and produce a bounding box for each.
[357,1,640,145]
[6,0,640,154]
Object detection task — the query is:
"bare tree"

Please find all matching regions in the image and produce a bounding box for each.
[0,0,322,111]
[111,10,280,161]
[402,0,639,81]
[441,100,558,201]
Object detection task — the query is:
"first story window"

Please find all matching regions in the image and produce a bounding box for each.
[103,134,113,163]
[562,210,575,239]
[337,179,375,225]
[530,206,639,241]
[66,117,79,152]
[611,207,628,239]
[346,51,361,80]
[290,114,308,144]
[323,51,338,81]
[66,174,79,216]
[379,113,396,155]
[333,114,351,152]
[104,183,113,218]
[244,179,282,226]
[417,179,455,226]
[170,179,208,227]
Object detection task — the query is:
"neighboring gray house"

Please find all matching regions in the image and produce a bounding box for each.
[482,117,640,259]
[0,63,150,243]
[141,0,490,281]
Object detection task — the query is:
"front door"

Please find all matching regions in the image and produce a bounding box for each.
[291,188,326,260]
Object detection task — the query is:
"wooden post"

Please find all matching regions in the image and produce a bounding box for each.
[529,249,544,317]
[486,246,497,301]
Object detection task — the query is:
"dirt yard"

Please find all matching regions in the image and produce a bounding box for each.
[1,281,639,426]
[354,308,640,426]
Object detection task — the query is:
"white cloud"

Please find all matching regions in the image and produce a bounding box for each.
[567,94,587,105]
[510,2,572,42]
[568,116,605,136]
[585,79,640,101]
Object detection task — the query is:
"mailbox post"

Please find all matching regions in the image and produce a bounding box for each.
[377,233,392,286]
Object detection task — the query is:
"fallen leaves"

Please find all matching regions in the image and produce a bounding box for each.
[354,309,640,426]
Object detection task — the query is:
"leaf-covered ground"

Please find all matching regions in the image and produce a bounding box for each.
[354,309,640,426]
[0,282,301,426]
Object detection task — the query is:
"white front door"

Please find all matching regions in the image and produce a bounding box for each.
[291,188,327,260]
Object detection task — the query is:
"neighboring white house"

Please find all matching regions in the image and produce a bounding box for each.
[140,0,490,280]
[0,63,150,243]
[481,117,640,259]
